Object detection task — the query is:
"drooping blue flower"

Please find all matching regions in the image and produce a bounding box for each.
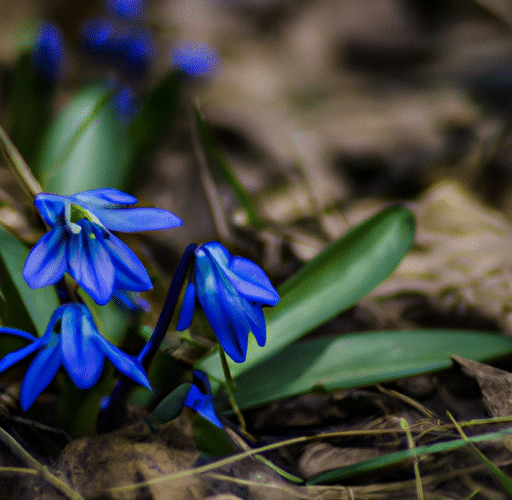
[177,242,279,363]
[32,22,65,82]
[0,303,150,410]
[23,188,182,305]
[171,40,221,76]
[184,370,222,428]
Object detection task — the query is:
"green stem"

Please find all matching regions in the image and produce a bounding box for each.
[0,125,42,199]
[219,347,247,432]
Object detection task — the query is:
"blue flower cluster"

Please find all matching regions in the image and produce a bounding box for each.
[0,189,278,415]
[0,304,150,410]
[177,242,279,363]
[80,0,156,75]
[0,188,180,408]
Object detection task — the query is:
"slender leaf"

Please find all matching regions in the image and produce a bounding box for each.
[37,83,131,194]
[145,383,192,431]
[201,205,416,379]
[0,226,59,336]
[8,52,54,170]
[228,329,512,410]
[306,427,512,485]
[194,106,263,229]
[126,70,182,187]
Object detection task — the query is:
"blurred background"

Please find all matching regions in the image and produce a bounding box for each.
[2,0,512,335]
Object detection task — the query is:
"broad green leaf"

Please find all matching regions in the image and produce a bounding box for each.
[201,205,416,379]
[194,106,263,229]
[37,83,130,194]
[0,226,59,336]
[230,330,512,410]
[306,426,512,485]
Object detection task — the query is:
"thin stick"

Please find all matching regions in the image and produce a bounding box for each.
[400,418,424,500]
[0,125,42,199]
[0,428,83,500]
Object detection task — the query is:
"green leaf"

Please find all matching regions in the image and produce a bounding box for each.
[201,205,416,379]
[306,427,512,485]
[230,329,512,410]
[144,383,192,431]
[194,106,263,229]
[0,226,59,336]
[126,70,182,185]
[192,414,238,457]
[8,52,54,169]
[36,83,130,194]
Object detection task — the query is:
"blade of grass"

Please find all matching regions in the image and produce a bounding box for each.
[194,104,263,229]
[447,411,512,495]
[400,418,424,500]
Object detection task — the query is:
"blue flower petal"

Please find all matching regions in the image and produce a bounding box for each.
[71,188,138,207]
[93,334,151,389]
[176,282,196,331]
[244,302,266,347]
[91,207,182,232]
[0,332,46,374]
[34,193,68,226]
[102,233,152,291]
[196,259,248,362]
[184,385,223,428]
[20,337,62,411]
[60,304,104,389]
[23,225,67,289]
[229,256,280,305]
[68,222,115,305]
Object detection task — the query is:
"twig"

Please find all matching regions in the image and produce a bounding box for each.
[0,428,83,500]
[0,125,42,199]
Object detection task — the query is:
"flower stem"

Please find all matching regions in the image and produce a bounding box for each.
[219,347,247,432]
[0,125,42,199]
[96,243,197,433]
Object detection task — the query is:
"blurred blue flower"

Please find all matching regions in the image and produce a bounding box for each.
[32,22,65,81]
[177,242,279,363]
[23,188,182,305]
[105,0,146,20]
[184,370,222,427]
[80,18,156,75]
[171,40,221,76]
[0,303,150,410]
[113,84,139,122]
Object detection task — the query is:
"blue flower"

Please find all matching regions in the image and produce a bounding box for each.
[0,303,150,410]
[184,370,222,428]
[171,40,221,76]
[32,22,65,82]
[105,0,146,20]
[23,188,182,305]
[80,18,156,75]
[177,242,279,363]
